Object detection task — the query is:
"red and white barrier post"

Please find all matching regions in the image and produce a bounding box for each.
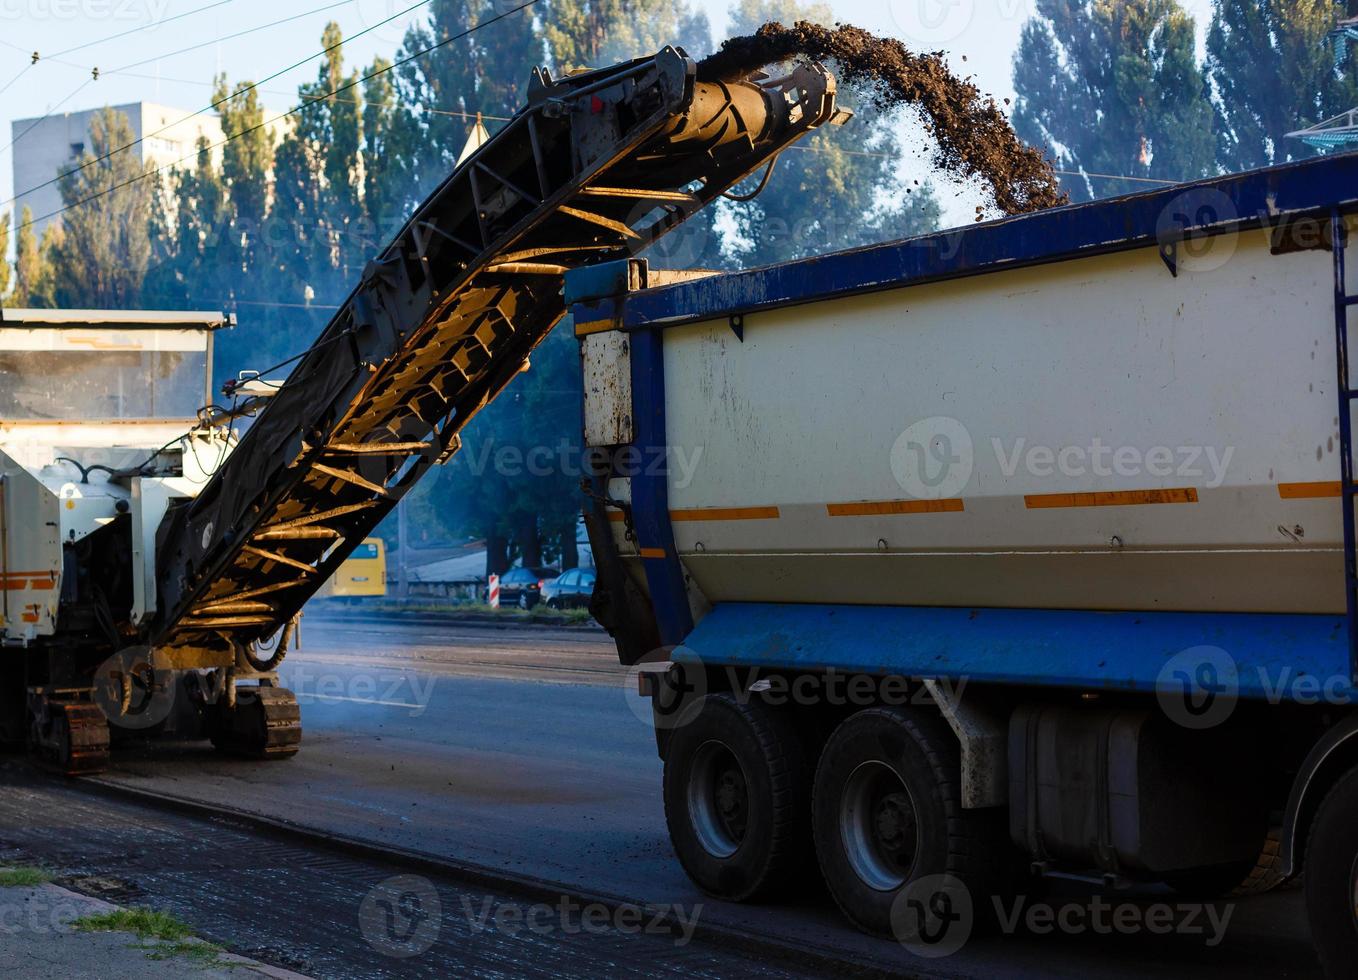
[487,574,500,609]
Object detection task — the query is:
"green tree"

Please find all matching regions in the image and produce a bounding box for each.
[13,206,57,308]
[1012,0,1217,200]
[391,0,540,206]
[1208,0,1358,171]
[361,56,413,242]
[147,139,228,306]
[217,76,276,283]
[542,0,711,67]
[0,211,10,301]
[48,108,154,307]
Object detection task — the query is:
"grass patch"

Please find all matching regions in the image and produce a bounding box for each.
[134,939,226,965]
[0,866,52,887]
[76,909,231,967]
[73,908,193,942]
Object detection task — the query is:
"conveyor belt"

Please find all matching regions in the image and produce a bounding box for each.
[150,48,840,654]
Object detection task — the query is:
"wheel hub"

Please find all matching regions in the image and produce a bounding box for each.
[688,740,749,859]
[841,761,920,892]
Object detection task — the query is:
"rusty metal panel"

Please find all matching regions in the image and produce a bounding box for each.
[582,331,633,447]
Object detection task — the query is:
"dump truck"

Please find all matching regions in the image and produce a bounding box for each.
[569,153,1358,975]
[0,48,842,771]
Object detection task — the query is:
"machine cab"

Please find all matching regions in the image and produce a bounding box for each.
[0,308,227,455]
[0,309,231,642]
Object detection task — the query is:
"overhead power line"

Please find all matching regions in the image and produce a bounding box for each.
[15,0,541,234]
[3,0,432,213]
[1,0,358,164]
[102,65,516,123]
[107,0,357,77]
[0,73,99,159]
[0,0,236,139]
[45,0,237,60]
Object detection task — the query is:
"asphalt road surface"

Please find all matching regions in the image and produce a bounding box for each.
[12,610,1326,978]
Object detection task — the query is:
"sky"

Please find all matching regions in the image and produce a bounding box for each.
[0,0,1221,236]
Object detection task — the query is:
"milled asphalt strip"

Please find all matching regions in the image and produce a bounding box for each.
[75,774,943,980]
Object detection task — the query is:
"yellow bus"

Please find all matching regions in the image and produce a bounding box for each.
[316,538,387,599]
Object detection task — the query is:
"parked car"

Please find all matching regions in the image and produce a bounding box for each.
[498,566,560,609]
[540,568,596,610]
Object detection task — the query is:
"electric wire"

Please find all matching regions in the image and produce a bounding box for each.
[3,0,433,213]
[14,0,541,235]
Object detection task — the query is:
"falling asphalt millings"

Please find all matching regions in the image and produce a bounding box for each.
[699,21,1068,216]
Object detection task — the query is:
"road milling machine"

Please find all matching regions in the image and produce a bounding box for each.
[0,48,844,772]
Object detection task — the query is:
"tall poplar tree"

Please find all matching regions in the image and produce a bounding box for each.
[1012,0,1217,200]
[1207,0,1358,171]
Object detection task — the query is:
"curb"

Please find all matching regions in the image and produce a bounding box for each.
[7,880,311,979]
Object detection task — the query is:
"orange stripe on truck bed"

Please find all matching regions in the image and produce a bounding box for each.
[826,498,964,517]
[1024,488,1199,509]
[670,506,781,522]
[1278,481,1342,499]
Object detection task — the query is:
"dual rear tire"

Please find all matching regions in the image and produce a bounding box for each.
[1305,764,1358,978]
[663,696,1007,935]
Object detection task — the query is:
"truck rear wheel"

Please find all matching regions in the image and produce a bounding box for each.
[662,693,811,901]
[1304,764,1358,978]
[812,706,1007,936]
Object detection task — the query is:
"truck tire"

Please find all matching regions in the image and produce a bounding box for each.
[1304,763,1358,978]
[662,693,812,901]
[812,706,1008,936]
[1166,824,1287,898]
